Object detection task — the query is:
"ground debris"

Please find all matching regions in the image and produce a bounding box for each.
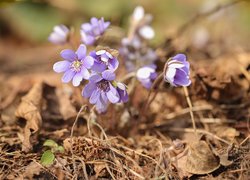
[15,81,43,152]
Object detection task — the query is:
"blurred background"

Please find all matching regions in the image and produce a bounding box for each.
[0,0,249,75]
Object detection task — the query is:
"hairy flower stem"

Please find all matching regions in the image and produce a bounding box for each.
[183,86,197,137]
[143,72,164,114]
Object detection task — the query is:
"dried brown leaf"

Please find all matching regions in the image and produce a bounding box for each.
[184,141,220,174]
[15,82,43,152]
[55,85,76,120]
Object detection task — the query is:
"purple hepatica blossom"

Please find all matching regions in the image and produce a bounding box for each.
[116,82,128,103]
[164,54,191,87]
[90,49,119,72]
[82,70,120,113]
[53,44,94,86]
[48,25,70,45]
[80,17,110,45]
[136,64,157,89]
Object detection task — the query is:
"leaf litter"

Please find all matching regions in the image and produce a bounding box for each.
[0,3,250,180]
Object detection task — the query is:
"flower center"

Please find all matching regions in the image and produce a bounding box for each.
[71,60,82,72]
[96,80,110,92]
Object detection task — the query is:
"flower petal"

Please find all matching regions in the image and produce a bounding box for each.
[90,89,100,104]
[108,58,119,70]
[172,54,187,63]
[89,74,102,82]
[83,56,94,69]
[82,82,96,98]
[165,67,176,85]
[174,69,191,86]
[106,85,119,103]
[136,66,154,79]
[76,44,86,60]
[133,6,144,21]
[168,60,185,68]
[139,25,155,39]
[60,49,77,61]
[91,61,107,72]
[73,67,89,86]
[53,61,70,73]
[62,70,75,83]
[102,70,116,81]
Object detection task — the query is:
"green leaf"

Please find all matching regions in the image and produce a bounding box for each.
[55,146,64,153]
[43,139,58,148]
[41,150,55,166]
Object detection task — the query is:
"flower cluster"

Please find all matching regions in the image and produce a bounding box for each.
[48,17,109,46]
[51,18,127,113]
[50,12,192,115]
[119,6,158,89]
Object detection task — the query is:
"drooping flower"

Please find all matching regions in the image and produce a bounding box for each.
[116,82,129,103]
[164,54,191,87]
[80,17,110,45]
[82,70,120,113]
[136,64,157,89]
[48,25,70,44]
[89,48,119,72]
[53,44,94,86]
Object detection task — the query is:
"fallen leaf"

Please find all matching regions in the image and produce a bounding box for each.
[21,161,42,179]
[55,85,76,120]
[15,82,43,152]
[184,141,220,174]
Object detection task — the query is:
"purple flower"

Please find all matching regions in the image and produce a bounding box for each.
[136,64,157,89]
[90,49,119,72]
[53,44,95,86]
[116,82,128,103]
[120,36,157,72]
[82,70,120,113]
[164,54,191,87]
[48,25,70,44]
[80,17,110,45]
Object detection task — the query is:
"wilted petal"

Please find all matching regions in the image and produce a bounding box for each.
[89,89,100,104]
[60,49,77,61]
[76,44,86,60]
[62,70,75,83]
[53,61,70,73]
[102,70,116,81]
